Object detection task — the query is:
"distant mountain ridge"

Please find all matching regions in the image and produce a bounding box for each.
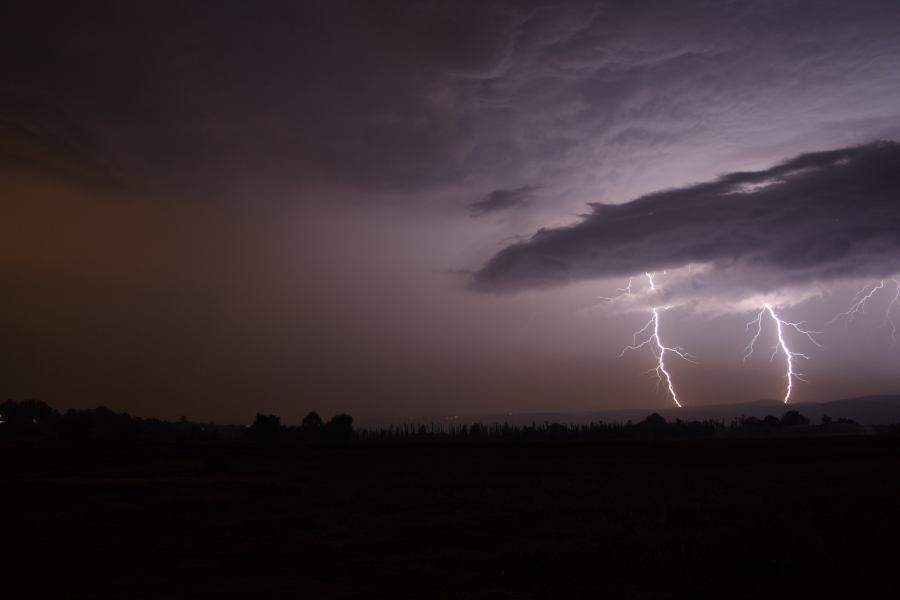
[413,395,900,427]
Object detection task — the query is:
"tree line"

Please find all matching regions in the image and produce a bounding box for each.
[0,399,352,445]
[358,410,865,443]
[0,398,881,447]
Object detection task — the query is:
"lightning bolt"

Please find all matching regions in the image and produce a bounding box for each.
[830,279,900,347]
[578,276,636,312]
[742,309,765,364]
[886,280,900,346]
[830,280,885,326]
[617,277,634,295]
[744,304,822,403]
[618,274,695,407]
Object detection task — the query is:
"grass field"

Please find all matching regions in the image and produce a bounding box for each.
[3,437,900,598]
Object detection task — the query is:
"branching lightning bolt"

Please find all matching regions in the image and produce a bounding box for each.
[744,304,822,404]
[830,280,885,326]
[589,267,900,409]
[830,279,900,347]
[618,274,695,407]
[577,275,635,313]
[591,277,635,305]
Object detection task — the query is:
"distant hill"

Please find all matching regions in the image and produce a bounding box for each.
[415,395,900,427]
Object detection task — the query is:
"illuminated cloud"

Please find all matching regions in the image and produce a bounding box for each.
[474,141,900,303]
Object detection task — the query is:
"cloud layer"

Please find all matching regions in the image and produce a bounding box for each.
[474,141,900,301]
[4,1,900,204]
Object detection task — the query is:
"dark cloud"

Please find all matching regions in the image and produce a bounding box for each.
[470,185,537,217]
[474,141,900,296]
[0,1,522,192]
[4,1,899,199]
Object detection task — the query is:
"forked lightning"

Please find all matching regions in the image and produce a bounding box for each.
[618,274,695,407]
[744,304,822,403]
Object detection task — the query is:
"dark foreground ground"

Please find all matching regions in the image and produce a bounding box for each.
[3,437,900,599]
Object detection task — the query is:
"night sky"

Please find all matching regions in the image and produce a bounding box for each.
[4,1,900,424]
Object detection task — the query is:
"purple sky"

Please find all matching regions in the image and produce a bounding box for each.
[3,1,900,424]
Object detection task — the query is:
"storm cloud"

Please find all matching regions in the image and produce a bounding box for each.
[4,1,900,203]
[6,1,900,417]
[474,141,900,299]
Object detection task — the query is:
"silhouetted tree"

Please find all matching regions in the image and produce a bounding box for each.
[644,413,666,427]
[762,415,782,429]
[781,410,810,427]
[53,407,138,445]
[325,414,353,441]
[302,411,323,431]
[0,399,59,441]
[247,414,283,443]
[634,413,667,440]
[742,416,763,429]
[295,411,325,442]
